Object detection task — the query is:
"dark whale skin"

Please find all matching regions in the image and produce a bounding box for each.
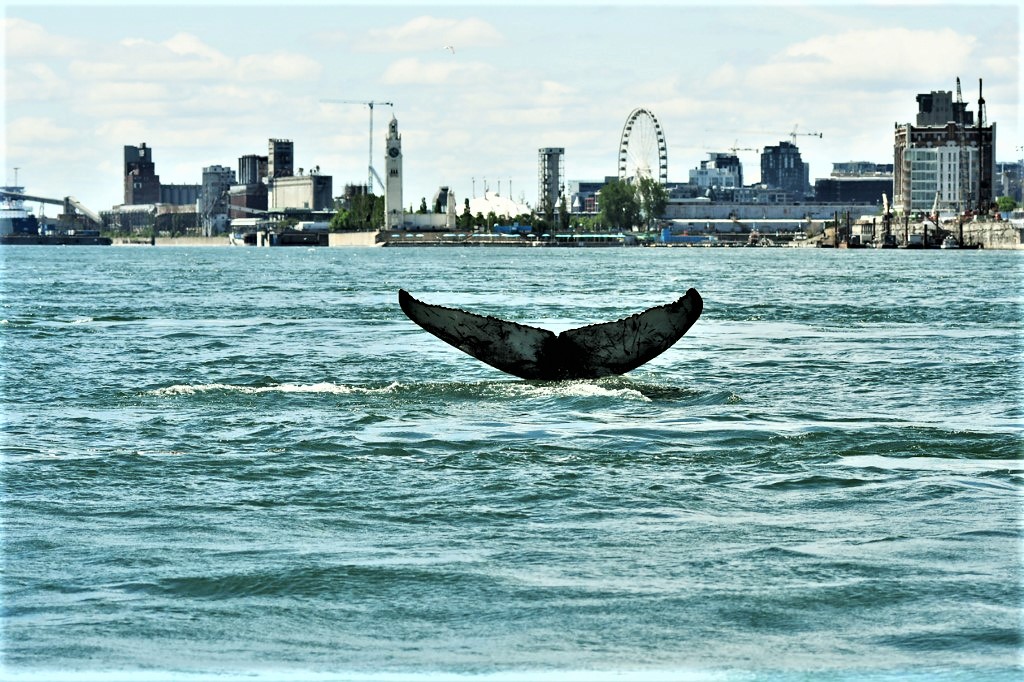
[398,288,703,380]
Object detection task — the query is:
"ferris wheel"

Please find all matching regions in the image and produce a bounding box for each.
[617,107,668,185]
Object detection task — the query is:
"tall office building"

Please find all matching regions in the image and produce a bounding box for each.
[760,141,809,198]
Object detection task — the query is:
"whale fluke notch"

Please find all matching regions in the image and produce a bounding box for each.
[398,288,703,380]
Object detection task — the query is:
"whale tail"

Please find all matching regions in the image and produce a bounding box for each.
[398,289,702,380]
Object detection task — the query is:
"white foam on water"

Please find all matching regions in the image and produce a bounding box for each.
[840,454,1024,472]
[503,380,652,402]
[150,381,402,397]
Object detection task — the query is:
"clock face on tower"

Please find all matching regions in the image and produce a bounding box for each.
[388,146,400,158]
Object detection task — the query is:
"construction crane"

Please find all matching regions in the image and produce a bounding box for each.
[786,124,822,145]
[707,127,822,147]
[977,78,989,211]
[320,99,394,194]
[728,141,757,154]
[955,77,969,212]
[701,140,756,155]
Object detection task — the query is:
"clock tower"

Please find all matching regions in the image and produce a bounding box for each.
[384,115,403,230]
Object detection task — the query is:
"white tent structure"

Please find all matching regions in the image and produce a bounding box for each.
[467,190,531,219]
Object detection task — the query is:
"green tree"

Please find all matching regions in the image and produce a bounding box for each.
[330,209,349,231]
[334,193,384,230]
[636,177,668,230]
[459,199,473,230]
[572,214,602,232]
[599,178,640,230]
[418,197,428,214]
[558,195,570,232]
[996,196,1017,213]
[541,193,554,228]
[372,195,384,228]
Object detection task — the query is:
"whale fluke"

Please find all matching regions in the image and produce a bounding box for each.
[398,289,702,380]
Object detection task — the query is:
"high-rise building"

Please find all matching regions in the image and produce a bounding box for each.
[893,81,996,215]
[690,153,743,190]
[124,143,161,205]
[760,141,809,198]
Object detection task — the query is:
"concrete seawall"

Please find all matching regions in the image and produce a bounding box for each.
[328,231,379,247]
[113,236,229,247]
[960,221,1024,249]
[155,236,230,247]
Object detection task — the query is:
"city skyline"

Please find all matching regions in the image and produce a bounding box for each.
[4,1,1020,214]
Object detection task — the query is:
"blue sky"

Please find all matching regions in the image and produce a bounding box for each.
[3,1,1020,214]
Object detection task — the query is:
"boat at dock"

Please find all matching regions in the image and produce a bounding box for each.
[1,186,111,246]
[1,232,112,246]
[1,187,41,237]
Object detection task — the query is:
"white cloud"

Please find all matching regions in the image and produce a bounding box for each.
[5,63,68,102]
[488,107,564,127]
[236,52,322,82]
[360,16,504,52]
[703,63,741,90]
[7,117,78,145]
[981,54,1017,78]
[70,33,319,84]
[68,59,132,81]
[161,32,226,61]
[94,118,152,146]
[4,18,81,58]
[382,57,493,85]
[748,28,977,90]
[535,80,579,108]
[80,82,173,118]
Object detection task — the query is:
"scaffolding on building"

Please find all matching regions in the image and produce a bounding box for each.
[537,148,565,217]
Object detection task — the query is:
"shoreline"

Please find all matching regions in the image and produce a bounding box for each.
[40,220,1024,251]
